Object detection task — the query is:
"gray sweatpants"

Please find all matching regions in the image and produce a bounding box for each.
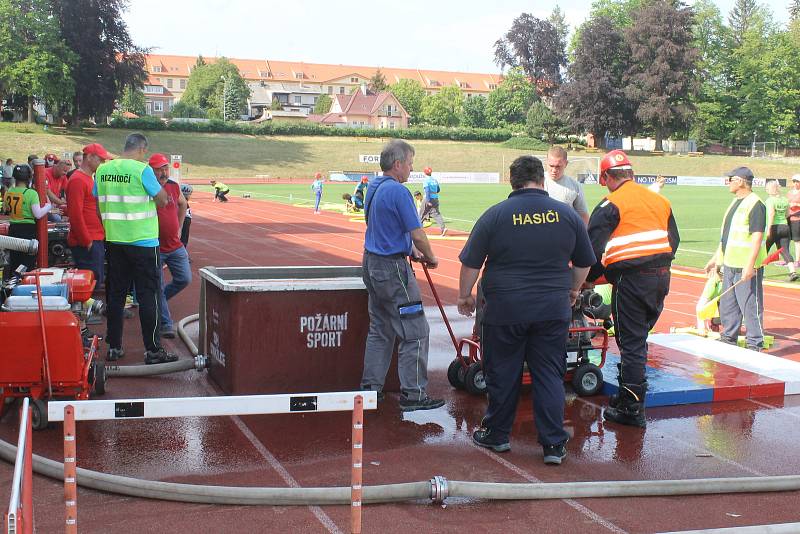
[720,265,764,349]
[419,199,446,232]
[360,251,431,401]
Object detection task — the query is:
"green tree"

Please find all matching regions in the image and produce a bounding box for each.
[167,100,206,119]
[494,13,566,96]
[462,95,488,128]
[420,85,463,126]
[555,15,633,146]
[313,94,332,114]
[0,0,76,122]
[270,98,283,110]
[389,79,426,124]
[52,0,147,120]
[368,69,388,93]
[624,1,699,151]
[526,101,564,143]
[728,0,759,45]
[548,5,569,54]
[792,0,800,21]
[181,57,251,119]
[589,0,644,27]
[119,85,145,115]
[484,67,538,128]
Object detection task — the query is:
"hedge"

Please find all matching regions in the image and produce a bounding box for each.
[107,117,514,142]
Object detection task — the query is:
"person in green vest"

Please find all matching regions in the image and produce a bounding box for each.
[764,180,798,281]
[704,167,767,352]
[210,179,229,202]
[94,133,177,365]
[2,164,52,278]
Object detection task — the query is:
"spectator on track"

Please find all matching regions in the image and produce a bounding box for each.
[66,150,83,178]
[44,157,70,221]
[789,175,800,265]
[1,158,13,197]
[765,180,797,281]
[544,146,589,225]
[2,165,52,278]
[419,166,446,236]
[311,172,324,214]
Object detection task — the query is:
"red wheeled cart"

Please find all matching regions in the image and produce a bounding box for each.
[421,264,608,397]
[0,269,105,429]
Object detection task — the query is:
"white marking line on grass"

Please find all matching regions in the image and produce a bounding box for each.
[473,446,627,534]
[200,382,342,534]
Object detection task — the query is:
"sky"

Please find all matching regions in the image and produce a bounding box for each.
[124,0,792,74]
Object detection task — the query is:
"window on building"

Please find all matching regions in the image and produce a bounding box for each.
[295,72,304,79]
[350,77,358,83]
[180,79,186,89]
[389,121,396,129]
[168,99,174,111]
[327,86,333,94]
[488,83,497,90]
[294,95,301,104]
[313,96,318,104]
[166,78,173,89]
[154,100,164,112]
[339,86,345,94]
[152,65,162,73]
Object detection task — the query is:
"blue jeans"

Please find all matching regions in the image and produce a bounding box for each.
[159,246,191,329]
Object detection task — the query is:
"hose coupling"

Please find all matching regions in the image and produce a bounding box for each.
[430,475,449,504]
[194,354,209,372]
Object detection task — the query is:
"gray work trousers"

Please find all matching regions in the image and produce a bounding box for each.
[419,199,446,231]
[720,265,764,349]
[360,251,431,401]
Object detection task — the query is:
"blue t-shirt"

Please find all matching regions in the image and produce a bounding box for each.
[459,188,596,325]
[423,176,440,200]
[364,175,421,256]
[311,179,323,194]
[94,165,162,247]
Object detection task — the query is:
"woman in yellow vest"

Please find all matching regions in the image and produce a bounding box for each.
[704,167,767,351]
[2,164,51,277]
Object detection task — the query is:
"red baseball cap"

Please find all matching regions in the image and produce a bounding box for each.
[148,153,169,168]
[83,143,113,161]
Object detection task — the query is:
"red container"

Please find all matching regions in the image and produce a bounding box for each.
[21,268,95,303]
[199,266,399,396]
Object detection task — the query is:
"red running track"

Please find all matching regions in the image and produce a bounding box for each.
[1,192,799,534]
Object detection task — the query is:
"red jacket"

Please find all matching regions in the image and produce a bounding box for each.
[66,169,104,247]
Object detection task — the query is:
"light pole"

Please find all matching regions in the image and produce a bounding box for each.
[751,130,757,158]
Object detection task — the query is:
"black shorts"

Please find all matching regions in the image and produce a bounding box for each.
[791,219,800,242]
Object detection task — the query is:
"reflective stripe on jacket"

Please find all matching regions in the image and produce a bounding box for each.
[603,181,673,266]
[96,159,158,243]
[721,192,767,269]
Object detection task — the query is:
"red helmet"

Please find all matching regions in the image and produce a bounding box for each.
[314,172,322,179]
[599,150,632,186]
[423,166,432,176]
[361,175,369,183]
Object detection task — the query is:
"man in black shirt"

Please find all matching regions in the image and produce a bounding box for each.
[457,155,595,465]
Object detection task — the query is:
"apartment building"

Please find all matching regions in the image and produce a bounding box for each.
[143,54,502,122]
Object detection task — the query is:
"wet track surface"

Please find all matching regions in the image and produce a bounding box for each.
[2,193,800,533]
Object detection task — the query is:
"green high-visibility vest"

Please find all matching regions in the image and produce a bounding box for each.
[96,159,158,244]
[721,192,767,269]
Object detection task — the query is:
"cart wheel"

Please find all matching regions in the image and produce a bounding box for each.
[93,361,106,396]
[31,399,48,431]
[464,362,487,395]
[447,358,467,389]
[572,364,603,397]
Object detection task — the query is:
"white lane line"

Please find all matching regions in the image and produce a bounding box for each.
[201,382,342,534]
[472,445,627,533]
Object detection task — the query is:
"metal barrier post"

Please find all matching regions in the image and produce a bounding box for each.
[22,407,32,534]
[351,395,363,534]
[63,405,77,534]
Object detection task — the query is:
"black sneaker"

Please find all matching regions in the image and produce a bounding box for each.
[398,396,444,412]
[472,428,511,453]
[107,348,124,361]
[789,273,799,282]
[144,348,179,365]
[543,440,568,465]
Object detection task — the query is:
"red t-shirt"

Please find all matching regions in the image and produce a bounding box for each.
[45,167,68,200]
[789,187,800,221]
[157,180,183,253]
[65,169,104,247]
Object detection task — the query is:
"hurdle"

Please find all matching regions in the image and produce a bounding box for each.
[4,398,34,534]
[48,391,376,533]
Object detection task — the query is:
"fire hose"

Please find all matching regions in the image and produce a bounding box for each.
[0,235,38,256]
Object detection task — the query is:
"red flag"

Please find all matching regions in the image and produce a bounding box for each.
[761,247,783,267]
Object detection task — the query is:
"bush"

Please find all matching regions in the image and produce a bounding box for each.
[106,117,514,142]
[501,136,550,150]
[1,110,13,122]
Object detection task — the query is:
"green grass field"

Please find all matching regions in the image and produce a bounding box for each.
[213,181,798,281]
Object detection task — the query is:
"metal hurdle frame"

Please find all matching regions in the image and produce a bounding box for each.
[48,391,376,534]
[4,398,34,534]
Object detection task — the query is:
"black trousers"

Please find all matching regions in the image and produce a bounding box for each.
[610,268,671,384]
[481,318,571,447]
[105,242,162,353]
[6,223,37,279]
[215,190,228,202]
